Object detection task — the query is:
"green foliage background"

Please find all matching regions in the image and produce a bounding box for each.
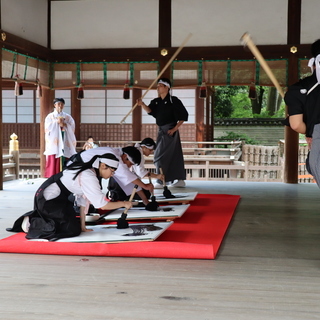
[214,86,286,119]
[217,131,261,145]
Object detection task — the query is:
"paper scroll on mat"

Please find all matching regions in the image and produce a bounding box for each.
[103,204,190,221]
[30,221,173,243]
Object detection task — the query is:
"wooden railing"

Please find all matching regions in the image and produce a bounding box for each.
[2,151,41,181]
[2,134,41,182]
[1,138,311,183]
[142,142,284,182]
[144,159,284,182]
[2,151,19,182]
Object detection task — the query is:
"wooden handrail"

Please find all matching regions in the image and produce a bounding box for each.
[2,151,19,182]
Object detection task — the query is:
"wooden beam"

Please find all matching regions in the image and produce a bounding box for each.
[50,44,311,63]
[0,27,311,63]
[0,29,51,61]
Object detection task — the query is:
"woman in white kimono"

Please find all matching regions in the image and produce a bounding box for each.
[7,153,132,241]
[44,98,77,178]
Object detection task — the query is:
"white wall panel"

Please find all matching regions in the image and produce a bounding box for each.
[51,0,158,49]
[172,0,287,47]
[1,0,47,47]
[301,0,320,45]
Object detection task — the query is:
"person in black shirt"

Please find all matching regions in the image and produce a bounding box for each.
[137,78,189,188]
[284,39,320,185]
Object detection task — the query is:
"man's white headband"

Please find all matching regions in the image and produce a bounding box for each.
[92,157,119,169]
[158,79,171,88]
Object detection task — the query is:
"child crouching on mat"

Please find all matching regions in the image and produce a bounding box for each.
[7,153,132,241]
[133,137,164,183]
[107,138,163,203]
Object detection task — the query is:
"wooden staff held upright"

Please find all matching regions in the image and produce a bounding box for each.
[120,33,193,124]
[240,32,285,98]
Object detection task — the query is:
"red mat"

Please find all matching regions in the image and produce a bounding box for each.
[0,194,240,260]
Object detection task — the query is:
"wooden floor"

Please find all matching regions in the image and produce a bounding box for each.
[1,179,320,320]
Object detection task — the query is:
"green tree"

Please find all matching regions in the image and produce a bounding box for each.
[214,85,285,119]
[218,131,261,145]
[230,87,252,118]
[214,86,247,118]
[266,87,279,116]
[250,86,264,115]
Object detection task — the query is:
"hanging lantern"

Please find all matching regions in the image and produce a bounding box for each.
[249,83,257,99]
[36,80,42,98]
[77,83,84,100]
[199,82,207,98]
[123,83,130,100]
[14,79,23,96]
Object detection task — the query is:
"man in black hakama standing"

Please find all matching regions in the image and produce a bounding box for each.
[137,78,188,188]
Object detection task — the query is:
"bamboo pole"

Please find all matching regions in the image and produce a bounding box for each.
[240,32,285,98]
[120,33,193,124]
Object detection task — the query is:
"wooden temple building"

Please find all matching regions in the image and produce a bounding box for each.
[0,0,317,188]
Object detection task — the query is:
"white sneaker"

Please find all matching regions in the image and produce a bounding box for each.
[154,182,164,189]
[169,180,186,188]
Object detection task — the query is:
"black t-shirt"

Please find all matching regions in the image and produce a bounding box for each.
[284,73,320,137]
[148,93,189,126]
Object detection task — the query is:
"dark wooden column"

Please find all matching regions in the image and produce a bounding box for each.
[206,87,215,141]
[132,88,142,141]
[159,0,171,49]
[195,87,205,142]
[284,54,299,183]
[0,44,3,190]
[210,90,215,141]
[71,88,81,140]
[284,0,301,183]
[39,88,54,177]
[158,0,172,80]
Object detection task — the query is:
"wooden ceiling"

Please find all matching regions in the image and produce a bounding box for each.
[0,0,310,63]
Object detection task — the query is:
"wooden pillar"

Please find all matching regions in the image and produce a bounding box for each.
[284,0,301,183]
[0,45,3,190]
[71,88,81,140]
[284,126,299,183]
[158,0,172,80]
[195,87,205,143]
[159,0,171,49]
[284,54,299,183]
[132,88,142,142]
[206,87,215,142]
[39,88,54,177]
